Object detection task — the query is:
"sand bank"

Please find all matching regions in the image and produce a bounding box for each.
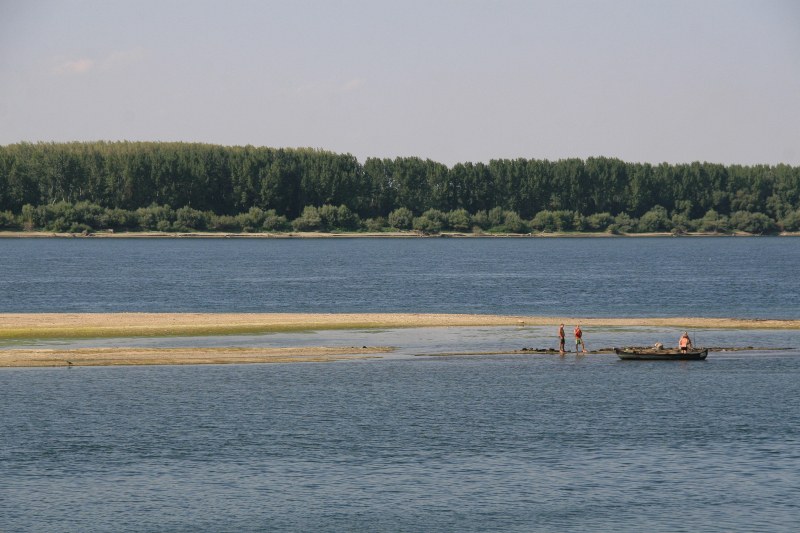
[0,345,392,367]
[3,314,796,367]
[1,313,799,341]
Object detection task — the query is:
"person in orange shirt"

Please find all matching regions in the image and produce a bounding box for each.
[679,332,693,353]
[574,324,587,353]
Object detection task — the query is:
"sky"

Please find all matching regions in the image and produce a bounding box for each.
[1,0,799,167]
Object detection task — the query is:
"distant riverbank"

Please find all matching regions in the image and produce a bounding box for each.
[2,230,798,238]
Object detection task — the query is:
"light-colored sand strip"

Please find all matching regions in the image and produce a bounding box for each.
[1,313,799,340]
[0,346,393,367]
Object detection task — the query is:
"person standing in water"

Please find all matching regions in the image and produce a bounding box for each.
[574,324,587,353]
[558,324,566,354]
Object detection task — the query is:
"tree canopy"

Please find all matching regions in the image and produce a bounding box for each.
[1,142,798,232]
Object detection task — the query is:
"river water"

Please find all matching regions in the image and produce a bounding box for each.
[0,236,798,317]
[1,237,799,532]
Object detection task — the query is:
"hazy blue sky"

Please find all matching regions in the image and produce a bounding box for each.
[2,0,798,166]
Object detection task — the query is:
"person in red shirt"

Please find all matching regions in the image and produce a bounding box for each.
[574,324,587,353]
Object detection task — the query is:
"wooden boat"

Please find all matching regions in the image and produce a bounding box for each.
[614,347,708,360]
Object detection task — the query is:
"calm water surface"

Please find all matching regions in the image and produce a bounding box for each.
[1,236,798,317]
[2,352,800,532]
[2,237,800,532]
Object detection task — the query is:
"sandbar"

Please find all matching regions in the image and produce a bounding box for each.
[3,313,797,367]
[1,313,798,341]
[0,345,392,367]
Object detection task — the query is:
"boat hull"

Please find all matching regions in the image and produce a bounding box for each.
[615,348,708,360]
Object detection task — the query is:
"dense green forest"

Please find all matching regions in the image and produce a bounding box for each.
[0,141,798,234]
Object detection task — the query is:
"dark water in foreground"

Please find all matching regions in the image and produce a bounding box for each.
[2,349,800,532]
[1,236,798,317]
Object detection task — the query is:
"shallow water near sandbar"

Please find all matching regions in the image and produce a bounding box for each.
[11,324,800,358]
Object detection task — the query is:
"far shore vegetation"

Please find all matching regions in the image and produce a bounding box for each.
[1,141,798,236]
[0,201,796,237]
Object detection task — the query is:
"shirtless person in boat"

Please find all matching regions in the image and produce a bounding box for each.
[679,332,693,353]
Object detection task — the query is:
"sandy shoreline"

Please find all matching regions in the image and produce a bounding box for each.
[2,313,798,340]
[2,313,797,367]
[0,346,392,367]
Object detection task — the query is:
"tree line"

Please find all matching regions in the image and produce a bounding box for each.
[0,141,798,233]
[2,200,796,235]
